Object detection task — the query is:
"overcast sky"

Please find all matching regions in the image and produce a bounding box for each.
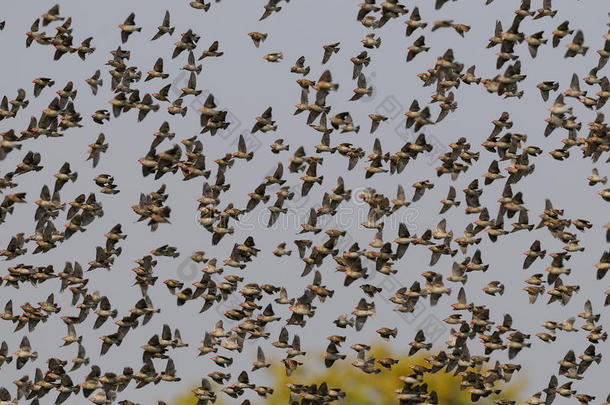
[0,1,608,404]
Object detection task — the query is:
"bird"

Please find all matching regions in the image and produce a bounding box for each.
[322,42,340,64]
[151,10,174,40]
[42,4,64,26]
[248,31,267,47]
[263,52,283,62]
[190,0,211,12]
[199,41,223,60]
[407,36,430,62]
[290,56,310,76]
[145,58,169,81]
[565,30,588,57]
[118,12,141,43]
[0,2,607,405]
[350,74,373,101]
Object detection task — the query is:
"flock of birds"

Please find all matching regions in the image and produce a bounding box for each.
[0,0,609,404]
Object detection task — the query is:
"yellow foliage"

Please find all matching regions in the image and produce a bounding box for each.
[171,390,199,405]
[170,345,525,405]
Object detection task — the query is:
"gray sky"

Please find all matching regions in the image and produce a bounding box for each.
[0,0,609,404]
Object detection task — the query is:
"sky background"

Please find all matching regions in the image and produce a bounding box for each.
[0,0,609,404]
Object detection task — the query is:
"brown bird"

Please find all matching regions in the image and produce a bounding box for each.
[552,20,574,48]
[32,77,54,97]
[248,31,267,47]
[152,10,174,40]
[87,133,108,168]
[263,52,283,62]
[536,81,559,101]
[405,7,427,36]
[358,0,380,20]
[53,162,77,192]
[199,41,223,60]
[407,36,430,62]
[314,70,339,95]
[290,56,310,76]
[190,0,211,11]
[42,4,64,26]
[300,162,323,196]
[85,70,103,96]
[350,74,373,101]
[525,31,547,57]
[533,0,557,20]
[361,33,382,49]
[565,30,588,57]
[145,58,169,81]
[118,13,141,43]
[252,107,276,133]
[322,42,340,64]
